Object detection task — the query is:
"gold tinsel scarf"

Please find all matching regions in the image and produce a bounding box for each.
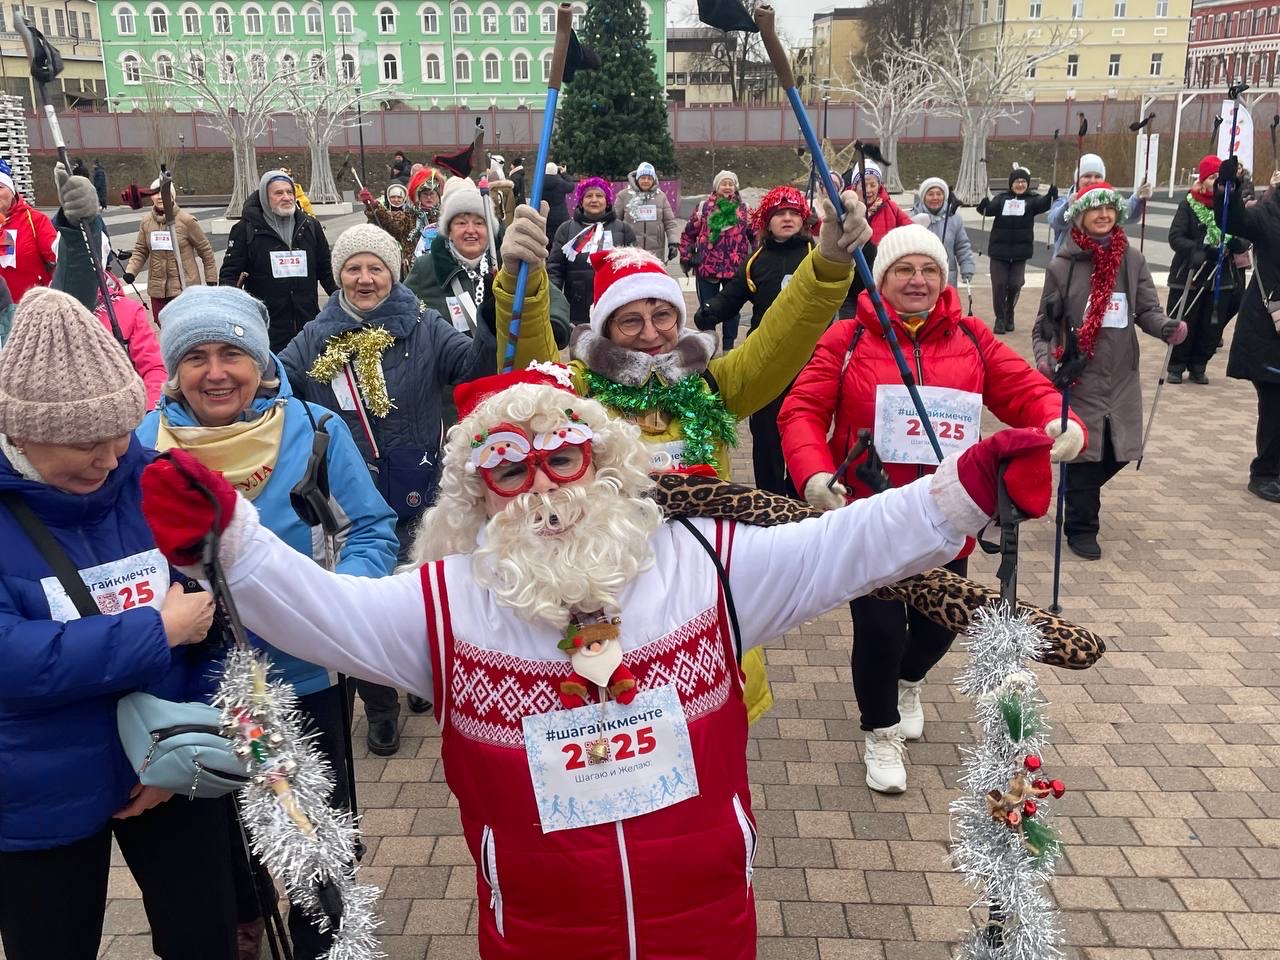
[307,327,397,418]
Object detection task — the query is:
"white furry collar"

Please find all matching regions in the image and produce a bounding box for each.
[569,328,717,387]
[0,434,45,484]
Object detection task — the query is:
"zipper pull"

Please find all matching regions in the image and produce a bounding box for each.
[490,891,497,909]
[138,732,161,775]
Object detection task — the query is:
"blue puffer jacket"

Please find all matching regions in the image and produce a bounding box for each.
[0,439,216,852]
[279,282,493,539]
[137,358,398,696]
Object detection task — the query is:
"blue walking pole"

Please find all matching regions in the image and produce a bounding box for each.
[501,4,574,374]
[747,4,944,463]
[1211,82,1249,322]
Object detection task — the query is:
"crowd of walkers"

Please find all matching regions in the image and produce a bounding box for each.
[0,141,1276,960]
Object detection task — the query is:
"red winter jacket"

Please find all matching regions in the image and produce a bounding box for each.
[865,195,913,246]
[0,194,56,304]
[779,286,1084,553]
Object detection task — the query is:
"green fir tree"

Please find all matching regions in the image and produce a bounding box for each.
[553,0,676,179]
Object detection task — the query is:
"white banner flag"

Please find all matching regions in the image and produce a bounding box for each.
[1133,133,1159,188]
[1217,100,1255,173]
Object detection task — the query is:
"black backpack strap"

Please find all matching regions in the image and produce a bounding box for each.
[955,319,986,374]
[0,492,99,618]
[700,366,720,396]
[676,517,743,663]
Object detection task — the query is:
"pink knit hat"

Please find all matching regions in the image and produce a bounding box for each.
[0,288,146,444]
[574,176,614,209]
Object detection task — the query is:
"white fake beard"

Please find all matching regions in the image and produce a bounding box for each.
[473,478,660,629]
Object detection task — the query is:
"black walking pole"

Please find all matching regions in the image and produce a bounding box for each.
[1129,112,1156,251]
[1048,324,1086,615]
[15,15,126,348]
[1072,113,1088,192]
[1270,114,1278,173]
[1047,129,1060,250]
[1212,83,1249,317]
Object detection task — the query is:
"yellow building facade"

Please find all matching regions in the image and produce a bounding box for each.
[0,1,106,109]
[961,0,1193,101]
[812,7,872,98]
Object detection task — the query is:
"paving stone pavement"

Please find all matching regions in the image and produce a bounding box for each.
[44,285,1280,960]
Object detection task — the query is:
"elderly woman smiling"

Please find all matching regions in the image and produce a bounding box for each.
[136,286,398,958]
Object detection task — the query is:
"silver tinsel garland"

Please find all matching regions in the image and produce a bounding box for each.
[215,644,384,960]
[949,603,1064,960]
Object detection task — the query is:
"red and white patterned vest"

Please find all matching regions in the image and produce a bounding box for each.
[422,521,760,959]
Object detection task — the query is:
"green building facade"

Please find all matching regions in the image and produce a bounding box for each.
[100,0,666,110]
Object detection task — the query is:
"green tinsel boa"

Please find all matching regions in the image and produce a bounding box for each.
[584,370,738,471]
[707,198,741,245]
[1187,194,1230,249]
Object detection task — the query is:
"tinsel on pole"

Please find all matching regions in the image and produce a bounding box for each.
[950,604,1066,960]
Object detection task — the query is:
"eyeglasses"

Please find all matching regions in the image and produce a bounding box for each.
[612,308,680,338]
[889,263,944,283]
[469,419,595,496]
[480,444,592,496]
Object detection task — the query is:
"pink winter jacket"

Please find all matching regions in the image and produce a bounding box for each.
[97,285,166,407]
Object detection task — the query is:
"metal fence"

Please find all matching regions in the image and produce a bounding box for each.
[24,98,1236,154]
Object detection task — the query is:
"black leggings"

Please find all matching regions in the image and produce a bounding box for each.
[990,258,1026,329]
[849,556,968,731]
[0,795,238,960]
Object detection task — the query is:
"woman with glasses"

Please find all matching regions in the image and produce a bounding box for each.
[491,193,875,725]
[779,224,1084,794]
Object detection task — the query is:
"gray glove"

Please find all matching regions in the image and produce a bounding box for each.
[817,193,872,264]
[501,201,549,277]
[55,162,99,225]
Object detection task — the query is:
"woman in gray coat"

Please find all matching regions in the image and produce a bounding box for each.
[1032,182,1187,560]
[614,162,679,261]
[910,177,975,289]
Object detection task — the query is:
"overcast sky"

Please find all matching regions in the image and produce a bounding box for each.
[665,1,857,43]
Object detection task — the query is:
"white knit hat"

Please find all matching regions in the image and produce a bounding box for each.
[588,247,686,335]
[439,176,486,231]
[713,169,738,191]
[1074,153,1106,182]
[851,161,883,186]
[871,224,950,289]
[919,177,949,207]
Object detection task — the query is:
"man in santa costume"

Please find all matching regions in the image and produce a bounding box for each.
[140,368,1054,960]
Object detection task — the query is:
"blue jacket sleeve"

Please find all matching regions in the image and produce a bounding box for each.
[1124,193,1143,224]
[0,585,172,706]
[322,409,399,578]
[1048,195,1070,232]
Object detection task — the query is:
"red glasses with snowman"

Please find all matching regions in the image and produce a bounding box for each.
[466,411,595,497]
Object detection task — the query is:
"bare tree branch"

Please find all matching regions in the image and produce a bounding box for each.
[820,47,940,193]
[896,25,1080,203]
[280,76,383,205]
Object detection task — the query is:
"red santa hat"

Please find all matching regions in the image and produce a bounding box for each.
[453,362,577,422]
[588,247,686,336]
[751,185,811,236]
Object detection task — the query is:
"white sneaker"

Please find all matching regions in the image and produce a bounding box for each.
[897,680,924,741]
[863,726,907,794]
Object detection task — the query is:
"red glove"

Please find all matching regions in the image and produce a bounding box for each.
[141,449,238,565]
[955,428,1053,520]
[358,188,375,205]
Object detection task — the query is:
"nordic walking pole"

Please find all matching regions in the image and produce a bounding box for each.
[1130,112,1156,251]
[1136,259,1212,470]
[750,3,944,461]
[502,4,573,374]
[978,155,989,253]
[1048,385,1070,614]
[157,165,185,291]
[478,175,499,265]
[1270,114,1279,174]
[1047,129,1060,250]
[1212,82,1249,318]
[15,14,126,348]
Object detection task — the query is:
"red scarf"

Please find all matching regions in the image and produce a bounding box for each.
[1068,225,1127,358]
[1191,185,1215,205]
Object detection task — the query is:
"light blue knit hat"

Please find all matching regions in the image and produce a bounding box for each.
[158,286,272,374]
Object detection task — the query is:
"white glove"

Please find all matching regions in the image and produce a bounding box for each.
[911,211,932,227]
[500,201,549,277]
[817,193,872,263]
[1271,170,1280,187]
[1136,181,1153,200]
[804,472,849,511]
[1045,418,1085,463]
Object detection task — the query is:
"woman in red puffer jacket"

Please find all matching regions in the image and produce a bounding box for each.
[779,224,1085,796]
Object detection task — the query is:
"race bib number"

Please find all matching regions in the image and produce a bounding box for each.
[329,370,358,411]
[874,384,982,465]
[523,684,699,833]
[269,250,308,278]
[0,228,16,268]
[602,232,615,251]
[1102,292,1129,329]
[445,296,469,333]
[150,230,174,251]
[1002,199,1026,216]
[41,549,168,622]
[635,204,658,222]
